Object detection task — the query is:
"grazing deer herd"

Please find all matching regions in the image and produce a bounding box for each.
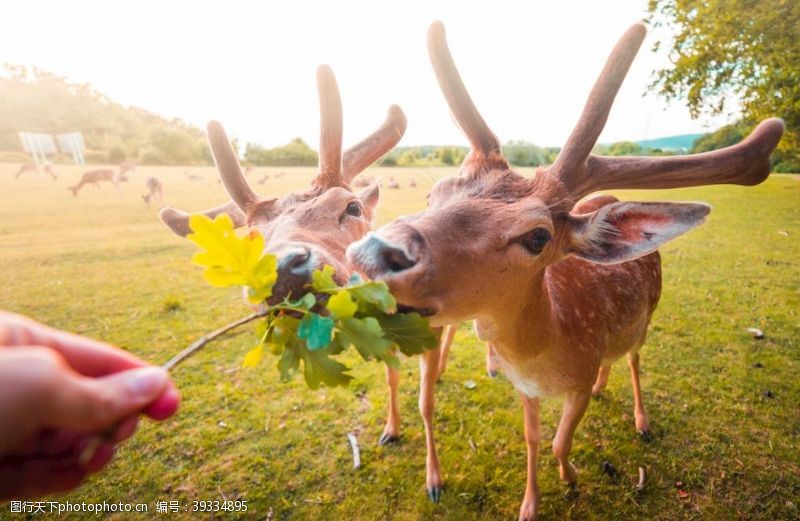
[10,19,784,519]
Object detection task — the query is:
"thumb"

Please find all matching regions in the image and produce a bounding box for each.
[50,367,170,432]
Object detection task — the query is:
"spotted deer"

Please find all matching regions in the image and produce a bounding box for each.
[119,161,137,177]
[348,21,784,519]
[69,169,128,196]
[142,176,164,208]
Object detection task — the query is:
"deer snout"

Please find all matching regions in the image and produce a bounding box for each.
[277,246,313,280]
[347,233,419,278]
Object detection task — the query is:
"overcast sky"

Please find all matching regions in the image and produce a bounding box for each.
[0,0,736,148]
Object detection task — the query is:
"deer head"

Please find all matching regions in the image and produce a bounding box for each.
[348,21,784,327]
[160,65,406,302]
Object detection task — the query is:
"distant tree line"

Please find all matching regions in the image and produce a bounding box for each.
[0,65,210,165]
[244,138,318,166]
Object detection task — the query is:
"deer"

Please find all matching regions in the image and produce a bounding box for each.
[158,65,463,474]
[353,175,373,187]
[387,177,400,189]
[184,171,204,181]
[69,169,128,196]
[347,21,784,519]
[142,176,164,208]
[119,161,137,177]
[15,162,57,180]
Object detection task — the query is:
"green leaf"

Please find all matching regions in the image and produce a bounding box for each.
[311,265,337,292]
[349,281,397,313]
[242,344,264,368]
[297,313,334,351]
[377,312,440,356]
[290,293,317,310]
[300,347,353,389]
[326,290,357,319]
[337,316,398,367]
[187,214,277,304]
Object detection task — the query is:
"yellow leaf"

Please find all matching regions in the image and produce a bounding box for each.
[242,345,264,368]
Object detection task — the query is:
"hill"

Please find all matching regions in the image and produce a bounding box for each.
[0,65,210,165]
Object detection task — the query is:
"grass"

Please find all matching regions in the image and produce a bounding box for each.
[1,164,798,520]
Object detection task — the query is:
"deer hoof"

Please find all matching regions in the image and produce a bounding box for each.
[378,432,400,446]
[427,486,443,503]
[638,429,652,442]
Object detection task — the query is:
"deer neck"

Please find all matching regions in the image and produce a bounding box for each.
[474,268,559,364]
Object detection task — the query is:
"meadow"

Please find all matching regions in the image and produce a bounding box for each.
[1,164,798,520]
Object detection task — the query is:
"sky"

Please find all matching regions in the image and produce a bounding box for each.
[0,0,736,149]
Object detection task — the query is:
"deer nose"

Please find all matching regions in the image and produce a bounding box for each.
[277,246,312,278]
[352,235,418,275]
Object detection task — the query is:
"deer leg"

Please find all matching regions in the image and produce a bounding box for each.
[435,325,457,381]
[486,342,500,378]
[419,346,443,502]
[591,364,611,395]
[627,351,651,441]
[378,363,402,445]
[518,392,541,521]
[552,390,591,485]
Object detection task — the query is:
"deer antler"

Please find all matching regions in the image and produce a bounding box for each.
[314,64,344,189]
[547,22,785,199]
[427,21,507,172]
[342,104,407,182]
[208,120,260,213]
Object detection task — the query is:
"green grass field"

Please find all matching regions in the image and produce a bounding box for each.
[1,164,798,520]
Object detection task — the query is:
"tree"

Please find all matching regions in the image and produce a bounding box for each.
[648,0,799,164]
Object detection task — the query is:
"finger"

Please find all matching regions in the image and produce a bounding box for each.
[49,366,170,432]
[10,429,82,457]
[0,456,86,500]
[0,311,154,377]
[113,416,139,443]
[144,383,181,420]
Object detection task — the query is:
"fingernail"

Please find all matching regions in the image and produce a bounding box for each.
[124,367,168,397]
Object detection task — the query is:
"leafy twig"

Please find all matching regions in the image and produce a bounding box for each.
[162,310,269,371]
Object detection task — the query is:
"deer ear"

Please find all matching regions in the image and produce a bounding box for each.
[357,180,381,212]
[568,201,711,264]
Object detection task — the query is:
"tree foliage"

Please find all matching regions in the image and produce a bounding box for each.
[648,0,799,164]
[243,138,318,166]
[0,65,210,165]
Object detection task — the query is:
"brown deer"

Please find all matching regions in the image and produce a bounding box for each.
[142,176,164,208]
[15,162,57,180]
[184,171,204,181]
[69,169,128,196]
[158,66,460,472]
[347,21,784,519]
[119,161,137,177]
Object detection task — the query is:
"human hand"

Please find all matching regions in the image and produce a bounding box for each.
[0,312,180,499]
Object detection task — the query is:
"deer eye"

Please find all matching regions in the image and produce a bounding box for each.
[519,227,551,255]
[344,201,363,218]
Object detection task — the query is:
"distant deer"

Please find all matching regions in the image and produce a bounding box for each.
[409,178,417,187]
[15,162,57,180]
[69,169,128,196]
[387,177,400,189]
[119,161,137,177]
[348,22,783,519]
[142,176,164,208]
[184,171,204,181]
[353,175,373,187]
[257,174,269,185]
[244,165,256,176]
